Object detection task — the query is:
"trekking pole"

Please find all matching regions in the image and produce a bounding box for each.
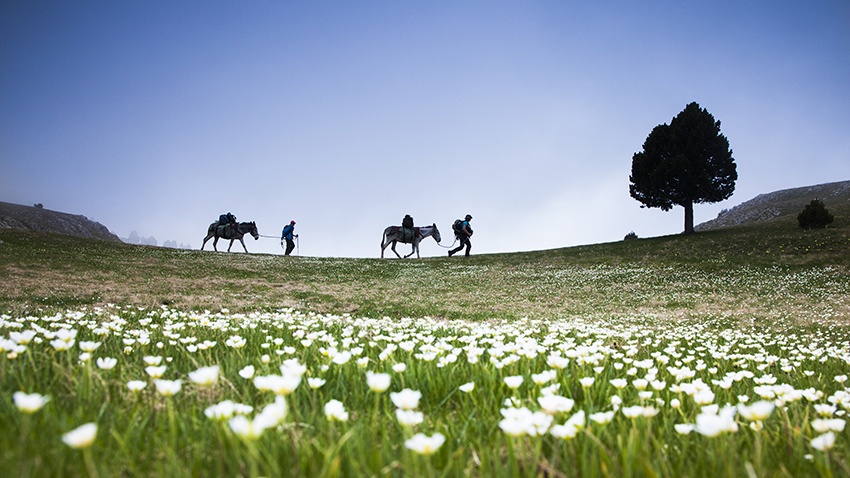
[296,235,300,256]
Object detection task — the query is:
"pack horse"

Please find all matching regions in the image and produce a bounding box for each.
[381,224,441,259]
[202,221,259,253]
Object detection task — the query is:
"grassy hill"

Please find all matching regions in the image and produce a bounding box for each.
[696,180,850,230]
[1,191,848,324]
[2,186,850,478]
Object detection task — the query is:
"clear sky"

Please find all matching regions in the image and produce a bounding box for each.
[2,1,848,257]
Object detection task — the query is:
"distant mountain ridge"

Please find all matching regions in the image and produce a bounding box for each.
[0,201,121,242]
[696,180,850,231]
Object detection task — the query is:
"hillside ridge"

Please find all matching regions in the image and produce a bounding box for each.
[696,180,850,231]
[0,201,121,242]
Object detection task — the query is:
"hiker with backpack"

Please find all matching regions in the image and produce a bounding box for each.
[281,220,298,256]
[449,214,473,257]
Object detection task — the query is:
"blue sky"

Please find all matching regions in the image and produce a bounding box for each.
[2,1,848,257]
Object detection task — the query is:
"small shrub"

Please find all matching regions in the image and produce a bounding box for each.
[624,231,638,241]
[797,199,834,229]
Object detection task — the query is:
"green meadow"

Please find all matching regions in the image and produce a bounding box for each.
[1,205,849,477]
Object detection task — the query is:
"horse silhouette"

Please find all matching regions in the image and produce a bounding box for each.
[380,224,441,258]
[201,221,259,253]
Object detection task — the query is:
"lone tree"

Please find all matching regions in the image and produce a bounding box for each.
[629,102,737,234]
[798,199,834,229]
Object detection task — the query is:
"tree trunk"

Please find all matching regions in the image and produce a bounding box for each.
[683,201,695,234]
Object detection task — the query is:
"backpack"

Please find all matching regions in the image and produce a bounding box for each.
[452,219,463,234]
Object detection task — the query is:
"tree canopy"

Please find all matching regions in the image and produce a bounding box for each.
[629,102,737,234]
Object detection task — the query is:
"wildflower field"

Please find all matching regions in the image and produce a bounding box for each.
[1,217,849,477]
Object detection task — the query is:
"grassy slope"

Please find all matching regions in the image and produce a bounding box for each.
[697,180,850,230]
[1,201,848,324]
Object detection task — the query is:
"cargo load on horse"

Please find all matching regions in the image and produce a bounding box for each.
[215,212,238,239]
[219,212,236,226]
[401,214,415,243]
[216,223,234,238]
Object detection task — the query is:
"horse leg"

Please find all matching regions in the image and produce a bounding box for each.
[228,239,235,252]
[380,234,387,258]
[405,237,420,259]
[201,234,212,250]
[391,241,401,259]
[213,237,219,252]
[240,238,248,253]
[404,241,415,258]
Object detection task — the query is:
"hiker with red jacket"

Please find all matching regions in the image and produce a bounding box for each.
[281,220,297,256]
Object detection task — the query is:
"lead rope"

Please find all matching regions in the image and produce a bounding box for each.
[258,234,286,253]
[435,236,458,249]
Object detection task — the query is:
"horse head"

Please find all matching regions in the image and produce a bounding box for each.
[248,221,259,240]
[431,223,441,243]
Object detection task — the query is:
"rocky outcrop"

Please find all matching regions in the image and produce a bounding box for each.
[696,180,850,231]
[0,201,121,242]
